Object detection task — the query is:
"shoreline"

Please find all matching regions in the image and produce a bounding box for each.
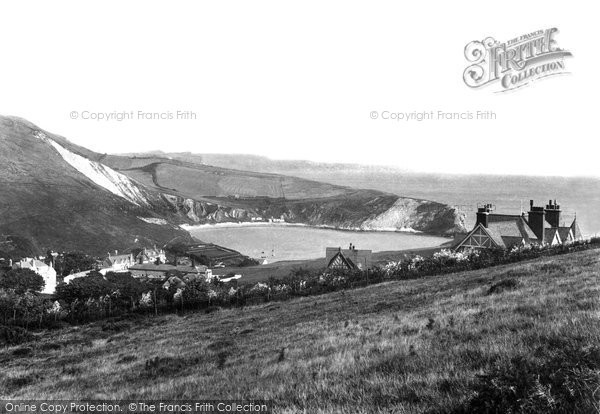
[181,221,444,236]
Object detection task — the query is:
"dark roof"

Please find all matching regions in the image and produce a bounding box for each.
[488,214,522,222]
[570,218,583,239]
[482,225,505,247]
[325,247,372,269]
[557,227,572,242]
[327,251,356,269]
[455,215,539,250]
[487,216,538,246]
[544,228,560,244]
[104,254,133,266]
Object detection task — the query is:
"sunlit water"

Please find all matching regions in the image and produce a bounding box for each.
[188,225,449,262]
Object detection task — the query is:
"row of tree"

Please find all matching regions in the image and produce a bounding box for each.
[1,238,599,330]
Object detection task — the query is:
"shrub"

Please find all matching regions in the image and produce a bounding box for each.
[12,346,33,357]
[487,278,521,295]
[0,269,44,294]
[3,374,37,393]
[101,320,131,332]
[465,346,600,413]
[0,325,34,346]
[144,356,188,378]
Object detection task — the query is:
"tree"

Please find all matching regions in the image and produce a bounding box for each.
[164,242,189,265]
[0,289,19,324]
[55,272,113,303]
[59,252,97,276]
[0,269,45,294]
[104,272,148,310]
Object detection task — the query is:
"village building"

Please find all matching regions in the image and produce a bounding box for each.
[128,263,213,280]
[325,244,372,271]
[454,200,583,251]
[100,252,135,274]
[134,247,166,264]
[12,258,57,294]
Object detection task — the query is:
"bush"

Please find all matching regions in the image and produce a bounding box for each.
[101,320,131,332]
[0,325,34,346]
[487,278,521,295]
[144,356,189,378]
[465,345,600,413]
[0,269,44,294]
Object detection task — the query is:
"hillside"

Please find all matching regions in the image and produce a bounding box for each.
[3,250,598,412]
[0,115,466,258]
[0,116,194,256]
[98,154,466,233]
[130,152,600,236]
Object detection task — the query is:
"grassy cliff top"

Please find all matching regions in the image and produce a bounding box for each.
[3,250,599,412]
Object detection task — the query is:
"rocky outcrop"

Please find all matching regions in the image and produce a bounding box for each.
[161,193,466,235]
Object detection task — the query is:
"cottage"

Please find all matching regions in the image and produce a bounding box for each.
[135,247,166,264]
[325,244,372,271]
[101,252,134,274]
[13,258,57,294]
[454,200,583,251]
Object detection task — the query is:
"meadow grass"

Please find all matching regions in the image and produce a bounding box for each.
[2,250,599,413]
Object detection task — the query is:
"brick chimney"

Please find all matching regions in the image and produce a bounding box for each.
[476,204,493,228]
[545,199,561,228]
[528,200,546,241]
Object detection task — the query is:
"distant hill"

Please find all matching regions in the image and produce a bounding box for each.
[98,153,466,234]
[136,152,600,235]
[117,151,407,177]
[0,116,466,256]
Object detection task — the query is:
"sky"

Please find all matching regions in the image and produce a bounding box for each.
[0,1,597,176]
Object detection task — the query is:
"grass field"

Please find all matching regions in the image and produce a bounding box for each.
[2,250,599,412]
[102,155,356,201]
[216,246,448,283]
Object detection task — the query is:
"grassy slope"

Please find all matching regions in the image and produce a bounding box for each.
[0,116,193,256]
[215,245,449,283]
[3,251,599,412]
[101,154,360,201]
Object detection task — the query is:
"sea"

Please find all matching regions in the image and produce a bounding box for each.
[187,224,449,262]
[188,171,600,262]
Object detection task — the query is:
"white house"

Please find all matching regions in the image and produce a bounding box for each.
[13,258,57,294]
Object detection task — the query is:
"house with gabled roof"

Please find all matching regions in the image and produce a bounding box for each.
[325,244,372,270]
[100,251,134,273]
[454,206,539,251]
[454,200,583,252]
[544,227,562,246]
[569,217,583,240]
[135,247,166,264]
